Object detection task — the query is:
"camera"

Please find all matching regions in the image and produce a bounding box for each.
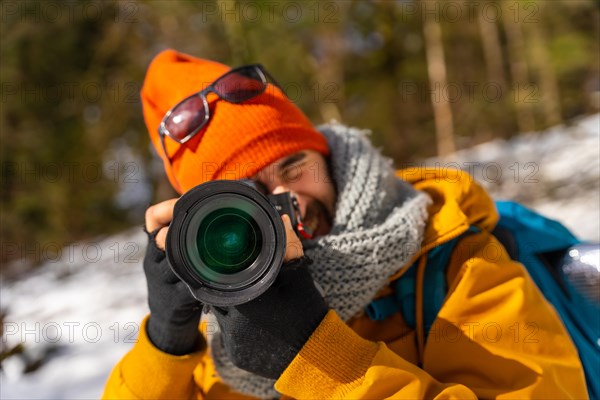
[165,179,311,306]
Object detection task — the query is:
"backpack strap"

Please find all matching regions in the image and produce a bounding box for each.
[366,200,599,399]
[365,264,416,326]
[365,226,480,339]
[421,226,480,336]
[492,201,598,400]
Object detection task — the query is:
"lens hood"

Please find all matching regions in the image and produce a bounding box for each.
[166,180,286,306]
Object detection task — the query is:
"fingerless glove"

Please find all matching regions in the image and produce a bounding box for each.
[143,228,204,355]
[212,256,328,379]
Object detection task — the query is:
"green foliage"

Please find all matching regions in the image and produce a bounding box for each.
[0,0,598,270]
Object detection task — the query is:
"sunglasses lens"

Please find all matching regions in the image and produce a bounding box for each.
[214,67,266,103]
[165,95,207,141]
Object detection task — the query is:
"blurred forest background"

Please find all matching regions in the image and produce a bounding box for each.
[1,0,599,272]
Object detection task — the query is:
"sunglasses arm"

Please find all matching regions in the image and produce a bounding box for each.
[262,69,286,97]
[158,129,184,194]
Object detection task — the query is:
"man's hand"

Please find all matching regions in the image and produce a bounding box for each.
[143,198,204,355]
[282,213,304,262]
[212,222,328,380]
[145,198,178,251]
[143,197,314,360]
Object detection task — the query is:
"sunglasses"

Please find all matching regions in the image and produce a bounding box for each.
[158,64,281,162]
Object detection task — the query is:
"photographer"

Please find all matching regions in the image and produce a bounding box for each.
[103,50,587,399]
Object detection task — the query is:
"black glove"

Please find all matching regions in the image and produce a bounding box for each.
[143,228,204,355]
[212,256,328,379]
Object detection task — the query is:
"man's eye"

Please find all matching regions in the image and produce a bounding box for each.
[281,164,304,181]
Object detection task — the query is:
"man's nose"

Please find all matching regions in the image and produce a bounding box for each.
[271,185,288,196]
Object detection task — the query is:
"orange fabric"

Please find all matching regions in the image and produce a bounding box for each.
[277,311,478,399]
[102,316,203,399]
[103,168,587,399]
[388,167,499,281]
[415,254,427,364]
[141,49,329,194]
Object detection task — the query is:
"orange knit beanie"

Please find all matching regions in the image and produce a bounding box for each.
[141,49,330,194]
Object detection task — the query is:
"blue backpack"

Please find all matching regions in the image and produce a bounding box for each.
[366,200,600,399]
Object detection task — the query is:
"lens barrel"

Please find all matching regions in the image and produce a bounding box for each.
[166,180,286,306]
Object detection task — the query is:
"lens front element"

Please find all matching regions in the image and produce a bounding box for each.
[166,180,286,306]
[181,192,277,290]
[198,208,262,274]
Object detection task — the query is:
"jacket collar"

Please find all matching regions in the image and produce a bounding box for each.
[388,167,499,281]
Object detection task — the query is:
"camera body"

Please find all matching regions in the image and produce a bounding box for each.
[165,179,304,306]
[243,179,303,231]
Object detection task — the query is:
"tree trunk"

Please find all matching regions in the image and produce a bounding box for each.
[423,16,455,156]
[502,2,537,133]
[525,4,563,127]
[313,28,344,123]
[478,14,507,89]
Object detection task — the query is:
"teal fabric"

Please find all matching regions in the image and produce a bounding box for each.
[421,226,480,334]
[494,201,598,400]
[365,227,478,333]
[365,200,599,399]
[365,265,416,327]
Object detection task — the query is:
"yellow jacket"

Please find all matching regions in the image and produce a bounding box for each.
[103,168,588,399]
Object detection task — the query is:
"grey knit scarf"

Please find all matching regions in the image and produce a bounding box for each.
[206,123,431,399]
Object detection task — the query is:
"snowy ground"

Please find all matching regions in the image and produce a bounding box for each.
[429,113,600,242]
[1,229,149,399]
[1,114,599,399]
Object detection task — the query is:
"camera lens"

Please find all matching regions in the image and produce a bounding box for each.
[182,194,272,286]
[166,180,286,306]
[195,208,262,274]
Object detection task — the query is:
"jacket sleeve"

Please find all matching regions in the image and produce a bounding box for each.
[276,310,478,399]
[102,315,205,400]
[275,232,588,399]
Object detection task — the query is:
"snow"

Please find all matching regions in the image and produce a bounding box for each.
[1,229,148,399]
[1,114,599,399]
[429,114,600,241]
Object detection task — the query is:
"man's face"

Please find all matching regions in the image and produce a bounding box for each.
[252,150,337,238]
